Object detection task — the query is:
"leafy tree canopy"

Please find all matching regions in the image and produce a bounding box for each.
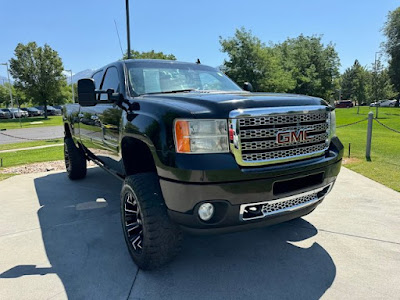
[0,84,10,107]
[220,28,340,99]
[9,42,66,117]
[220,28,295,92]
[383,7,400,97]
[341,58,395,104]
[123,50,176,60]
[0,83,29,107]
[277,34,340,99]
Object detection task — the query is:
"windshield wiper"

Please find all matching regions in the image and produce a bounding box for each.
[145,89,195,95]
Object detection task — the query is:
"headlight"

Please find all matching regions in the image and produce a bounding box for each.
[329,110,336,139]
[174,119,229,153]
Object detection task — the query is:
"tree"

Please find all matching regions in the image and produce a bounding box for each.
[383,7,400,97]
[219,29,340,97]
[220,28,295,92]
[372,56,396,102]
[341,60,370,105]
[9,42,66,118]
[52,81,73,105]
[0,84,10,107]
[123,50,176,60]
[277,35,340,99]
[0,83,29,107]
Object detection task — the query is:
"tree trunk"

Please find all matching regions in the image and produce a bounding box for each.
[44,99,48,119]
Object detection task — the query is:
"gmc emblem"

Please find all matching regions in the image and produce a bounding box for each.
[276,129,310,144]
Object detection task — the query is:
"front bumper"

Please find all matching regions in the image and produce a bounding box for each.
[160,140,342,233]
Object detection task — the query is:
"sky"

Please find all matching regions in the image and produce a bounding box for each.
[0,0,398,79]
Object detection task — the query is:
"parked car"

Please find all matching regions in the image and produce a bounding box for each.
[370,100,396,107]
[0,109,12,119]
[1,108,27,118]
[335,100,354,108]
[35,105,62,116]
[21,107,43,117]
[12,108,28,118]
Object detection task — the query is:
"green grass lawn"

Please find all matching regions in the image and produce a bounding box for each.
[0,139,63,151]
[0,146,63,169]
[336,106,400,192]
[0,143,64,181]
[0,116,62,129]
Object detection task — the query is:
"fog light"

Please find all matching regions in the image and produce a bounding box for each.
[198,203,214,221]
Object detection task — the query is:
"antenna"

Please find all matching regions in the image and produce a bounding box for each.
[114,19,124,57]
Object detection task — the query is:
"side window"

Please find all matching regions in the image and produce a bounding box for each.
[92,71,104,90]
[100,67,120,100]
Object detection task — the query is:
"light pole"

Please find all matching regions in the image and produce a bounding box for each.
[374,51,382,118]
[65,69,75,102]
[126,0,131,59]
[0,62,14,109]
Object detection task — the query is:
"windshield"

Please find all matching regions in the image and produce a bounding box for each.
[126,60,242,95]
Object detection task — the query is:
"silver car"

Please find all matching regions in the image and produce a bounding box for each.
[9,108,28,118]
[0,109,12,119]
[370,99,397,107]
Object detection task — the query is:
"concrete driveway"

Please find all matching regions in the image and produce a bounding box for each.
[0,167,399,299]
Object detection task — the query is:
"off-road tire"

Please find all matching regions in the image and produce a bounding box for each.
[121,173,182,270]
[64,138,87,180]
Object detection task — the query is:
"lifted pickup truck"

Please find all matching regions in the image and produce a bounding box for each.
[63,59,343,270]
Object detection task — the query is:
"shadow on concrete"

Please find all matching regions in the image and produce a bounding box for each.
[131,219,336,299]
[0,167,336,299]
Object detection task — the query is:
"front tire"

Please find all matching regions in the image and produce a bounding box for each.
[121,173,182,270]
[64,138,87,180]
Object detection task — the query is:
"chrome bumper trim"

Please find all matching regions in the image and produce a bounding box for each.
[239,183,334,221]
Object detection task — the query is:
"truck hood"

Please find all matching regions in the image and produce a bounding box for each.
[142,92,329,118]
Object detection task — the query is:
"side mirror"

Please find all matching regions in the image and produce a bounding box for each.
[243,82,253,92]
[78,78,97,106]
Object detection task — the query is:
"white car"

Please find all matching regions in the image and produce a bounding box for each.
[9,108,29,118]
[370,100,397,107]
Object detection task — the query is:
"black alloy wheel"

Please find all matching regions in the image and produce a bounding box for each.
[123,190,143,253]
[120,173,182,270]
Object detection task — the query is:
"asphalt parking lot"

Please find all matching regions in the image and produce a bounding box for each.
[0,167,399,299]
[0,126,64,144]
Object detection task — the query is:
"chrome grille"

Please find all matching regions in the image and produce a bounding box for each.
[239,112,327,127]
[241,132,328,150]
[261,193,316,214]
[239,183,333,221]
[240,123,328,139]
[241,143,328,161]
[229,106,330,166]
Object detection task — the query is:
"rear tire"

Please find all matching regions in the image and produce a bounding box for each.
[121,173,182,270]
[64,138,87,180]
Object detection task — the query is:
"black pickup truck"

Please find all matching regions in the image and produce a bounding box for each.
[63,59,343,270]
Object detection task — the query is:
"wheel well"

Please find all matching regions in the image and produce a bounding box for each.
[64,123,72,138]
[121,137,157,176]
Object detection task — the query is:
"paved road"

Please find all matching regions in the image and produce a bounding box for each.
[0,167,399,299]
[0,126,64,144]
